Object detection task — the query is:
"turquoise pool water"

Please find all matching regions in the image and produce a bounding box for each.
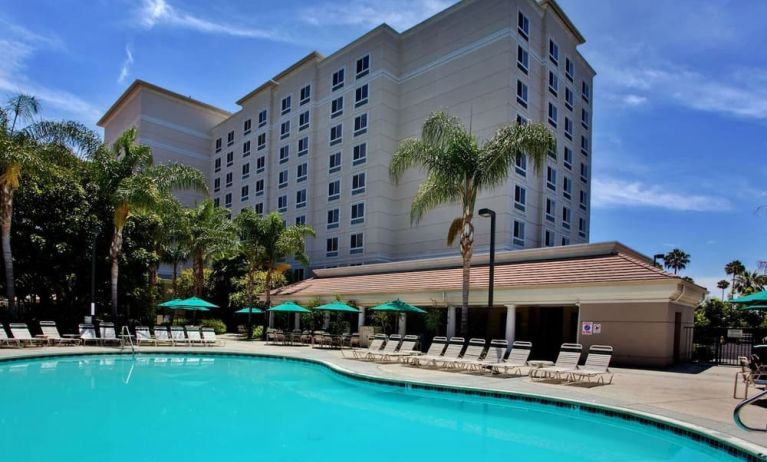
[0,354,749,461]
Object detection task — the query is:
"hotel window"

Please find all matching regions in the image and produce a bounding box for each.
[244,118,252,135]
[296,162,307,182]
[579,190,588,211]
[213,178,220,193]
[326,237,338,257]
[295,216,305,226]
[564,146,573,170]
[566,57,574,82]
[327,208,339,229]
[241,185,249,201]
[516,80,528,108]
[356,54,370,79]
[549,39,559,65]
[514,154,526,177]
[278,170,288,188]
[332,68,345,91]
[580,163,589,183]
[514,185,526,211]
[331,96,343,118]
[214,158,221,173]
[299,84,311,105]
[255,202,263,215]
[299,111,310,131]
[215,138,222,152]
[214,197,220,207]
[258,109,267,127]
[243,141,251,157]
[353,143,367,165]
[224,193,232,208]
[329,152,341,174]
[516,114,528,126]
[563,176,572,199]
[328,179,340,201]
[255,179,264,196]
[242,162,250,179]
[581,108,590,129]
[545,229,555,247]
[517,46,528,73]
[351,202,365,225]
[546,198,556,223]
[257,133,266,151]
[298,136,309,157]
[281,95,291,115]
[330,124,342,146]
[296,189,306,209]
[513,221,525,247]
[278,195,287,212]
[355,84,368,107]
[578,217,587,238]
[280,121,290,140]
[350,233,364,254]
[564,117,573,140]
[517,11,529,40]
[562,206,571,229]
[354,113,368,136]
[582,81,591,102]
[227,131,234,146]
[581,136,589,156]
[565,87,574,111]
[279,145,289,164]
[548,140,557,159]
[548,71,559,97]
[547,103,558,128]
[352,172,366,195]
[256,156,265,174]
[546,167,556,191]
[561,236,570,246]
[226,152,234,167]
[225,172,233,188]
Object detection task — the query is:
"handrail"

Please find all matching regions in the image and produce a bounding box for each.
[120,325,136,358]
[734,387,767,431]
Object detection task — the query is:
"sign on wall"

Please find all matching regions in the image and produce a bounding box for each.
[593,323,602,334]
[582,321,593,336]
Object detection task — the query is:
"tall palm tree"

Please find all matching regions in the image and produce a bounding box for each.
[236,210,315,339]
[716,279,730,300]
[185,199,236,297]
[663,248,690,275]
[158,203,190,298]
[725,260,745,297]
[91,128,207,322]
[389,112,554,336]
[734,270,767,296]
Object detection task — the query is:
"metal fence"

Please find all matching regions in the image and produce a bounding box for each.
[684,326,767,366]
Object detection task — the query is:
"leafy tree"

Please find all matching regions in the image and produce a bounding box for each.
[734,269,767,296]
[696,298,763,328]
[663,248,690,275]
[389,112,554,335]
[725,260,745,298]
[716,280,730,299]
[186,199,236,297]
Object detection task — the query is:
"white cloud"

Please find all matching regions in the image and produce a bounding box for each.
[299,0,455,31]
[592,177,731,212]
[117,44,134,84]
[622,94,647,106]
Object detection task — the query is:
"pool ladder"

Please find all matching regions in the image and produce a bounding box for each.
[734,388,767,432]
[120,325,136,358]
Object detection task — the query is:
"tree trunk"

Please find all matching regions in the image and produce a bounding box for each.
[171,261,178,297]
[459,215,474,337]
[109,225,124,324]
[261,268,272,340]
[246,268,255,339]
[1,185,16,319]
[193,251,204,297]
[148,264,158,319]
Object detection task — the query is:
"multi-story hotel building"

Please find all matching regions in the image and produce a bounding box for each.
[98,0,595,276]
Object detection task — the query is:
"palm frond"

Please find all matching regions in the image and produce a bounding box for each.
[479,123,554,189]
[5,94,40,131]
[410,174,462,224]
[447,217,463,246]
[149,163,208,194]
[23,120,102,157]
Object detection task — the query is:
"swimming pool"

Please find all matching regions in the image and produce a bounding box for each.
[0,354,756,461]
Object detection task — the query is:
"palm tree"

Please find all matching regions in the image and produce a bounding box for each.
[716,280,729,299]
[663,248,690,275]
[725,260,745,297]
[389,112,554,336]
[91,128,207,322]
[235,210,315,339]
[158,203,190,298]
[734,270,767,296]
[185,199,236,297]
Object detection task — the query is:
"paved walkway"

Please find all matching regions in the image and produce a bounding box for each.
[1,338,766,455]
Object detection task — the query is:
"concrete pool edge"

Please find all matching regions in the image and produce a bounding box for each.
[2,349,765,461]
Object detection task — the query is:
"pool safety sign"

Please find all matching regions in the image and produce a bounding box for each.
[582,322,602,336]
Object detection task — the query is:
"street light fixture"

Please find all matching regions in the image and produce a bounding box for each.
[478,208,496,312]
[653,253,665,267]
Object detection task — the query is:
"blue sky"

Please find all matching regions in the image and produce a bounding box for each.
[1,0,766,294]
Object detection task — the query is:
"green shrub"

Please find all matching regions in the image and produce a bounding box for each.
[251,325,264,339]
[201,318,227,334]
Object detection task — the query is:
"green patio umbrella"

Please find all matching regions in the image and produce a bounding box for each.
[158,298,184,307]
[268,301,311,313]
[314,301,359,313]
[737,304,767,311]
[235,307,265,314]
[176,296,219,309]
[729,290,767,304]
[369,299,427,314]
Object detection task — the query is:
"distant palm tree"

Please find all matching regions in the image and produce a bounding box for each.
[734,270,767,296]
[663,248,690,275]
[185,199,236,297]
[716,280,730,299]
[725,259,745,297]
[390,112,554,336]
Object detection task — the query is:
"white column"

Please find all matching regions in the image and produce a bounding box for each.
[446,306,456,339]
[398,313,407,335]
[505,305,517,344]
[357,306,366,330]
[294,313,301,330]
[268,311,275,328]
[322,312,330,330]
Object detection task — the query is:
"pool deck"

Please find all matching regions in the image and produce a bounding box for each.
[2,338,767,456]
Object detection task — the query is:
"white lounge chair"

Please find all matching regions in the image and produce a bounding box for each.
[462,339,508,372]
[98,323,122,346]
[412,337,465,368]
[135,326,156,346]
[351,334,386,359]
[444,338,486,369]
[9,323,47,347]
[370,335,419,362]
[406,336,446,365]
[39,321,80,346]
[530,343,583,380]
[0,324,22,348]
[568,345,614,385]
[170,326,191,346]
[201,328,223,346]
[153,326,175,346]
[185,326,205,346]
[79,324,101,345]
[490,341,532,375]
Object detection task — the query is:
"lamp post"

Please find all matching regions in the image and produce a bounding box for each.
[478,208,496,312]
[653,253,665,268]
